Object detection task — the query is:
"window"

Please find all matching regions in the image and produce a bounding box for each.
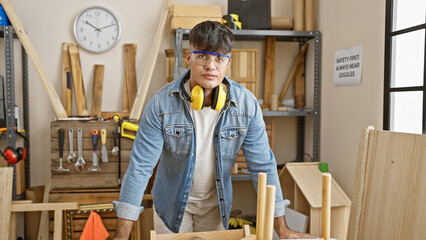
[384,0,426,134]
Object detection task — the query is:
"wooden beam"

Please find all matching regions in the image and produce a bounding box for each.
[37,179,51,240]
[10,202,78,212]
[129,0,172,120]
[91,65,105,117]
[263,37,276,108]
[124,44,138,112]
[0,0,67,118]
[0,167,13,240]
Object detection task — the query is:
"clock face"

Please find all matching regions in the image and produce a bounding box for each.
[73,7,122,53]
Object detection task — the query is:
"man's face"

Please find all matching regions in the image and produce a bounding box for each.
[186,49,231,90]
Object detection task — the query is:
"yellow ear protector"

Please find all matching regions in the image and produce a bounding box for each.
[190,85,226,111]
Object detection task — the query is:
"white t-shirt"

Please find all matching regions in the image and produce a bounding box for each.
[185,81,221,204]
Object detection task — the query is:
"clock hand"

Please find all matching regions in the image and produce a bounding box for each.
[99,23,116,30]
[85,21,101,32]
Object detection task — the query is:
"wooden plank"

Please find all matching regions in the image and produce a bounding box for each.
[294,56,305,109]
[0,167,13,240]
[68,45,89,116]
[62,43,73,116]
[263,36,275,107]
[11,202,78,212]
[124,44,138,111]
[171,17,222,31]
[130,0,172,120]
[0,0,67,118]
[348,130,426,240]
[48,190,152,205]
[37,179,51,240]
[15,159,25,195]
[172,5,222,17]
[91,65,105,117]
[151,228,246,240]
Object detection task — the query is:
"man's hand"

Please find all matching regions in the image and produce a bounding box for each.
[274,216,317,239]
[113,218,134,240]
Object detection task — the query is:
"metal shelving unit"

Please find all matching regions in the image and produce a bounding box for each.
[174,28,321,164]
[0,25,30,200]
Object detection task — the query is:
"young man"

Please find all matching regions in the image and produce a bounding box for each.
[113,21,315,239]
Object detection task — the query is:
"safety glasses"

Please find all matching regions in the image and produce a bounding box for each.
[189,50,232,69]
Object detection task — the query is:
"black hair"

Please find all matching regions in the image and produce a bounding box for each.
[189,21,235,54]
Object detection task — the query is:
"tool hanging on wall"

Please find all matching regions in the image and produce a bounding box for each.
[112,129,119,156]
[101,129,108,163]
[74,128,86,171]
[121,121,138,140]
[89,130,101,172]
[52,128,70,172]
[67,128,76,163]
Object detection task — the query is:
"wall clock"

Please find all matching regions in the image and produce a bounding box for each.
[73,6,122,53]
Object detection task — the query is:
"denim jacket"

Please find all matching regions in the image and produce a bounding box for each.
[113,70,290,232]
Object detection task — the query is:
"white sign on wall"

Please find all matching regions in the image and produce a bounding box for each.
[334,45,363,86]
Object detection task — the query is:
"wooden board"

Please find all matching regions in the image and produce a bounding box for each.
[91,65,105,117]
[0,0,67,118]
[263,37,276,107]
[62,43,73,116]
[123,44,138,112]
[172,5,222,17]
[294,57,305,109]
[0,167,13,240]
[171,17,223,32]
[68,45,89,116]
[347,129,426,240]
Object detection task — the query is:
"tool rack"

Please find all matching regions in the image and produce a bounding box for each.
[0,25,30,200]
[174,28,321,181]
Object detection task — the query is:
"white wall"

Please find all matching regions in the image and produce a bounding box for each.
[5,0,386,200]
[318,0,386,194]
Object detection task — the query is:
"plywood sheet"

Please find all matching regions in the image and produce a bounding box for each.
[348,129,426,240]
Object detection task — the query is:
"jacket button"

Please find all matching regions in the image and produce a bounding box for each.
[220,198,224,201]
[216,178,220,182]
[215,134,218,138]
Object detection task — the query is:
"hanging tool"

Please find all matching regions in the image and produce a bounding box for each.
[101,129,108,163]
[89,130,101,172]
[111,129,119,156]
[52,128,70,172]
[67,128,76,163]
[74,128,86,171]
[121,121,138,139]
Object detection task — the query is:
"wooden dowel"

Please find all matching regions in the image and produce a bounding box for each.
[263,185,276,240]
[322,173,331,240]
[256,173,267,240]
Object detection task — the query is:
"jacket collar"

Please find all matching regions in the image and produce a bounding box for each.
[170,69,238,108]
